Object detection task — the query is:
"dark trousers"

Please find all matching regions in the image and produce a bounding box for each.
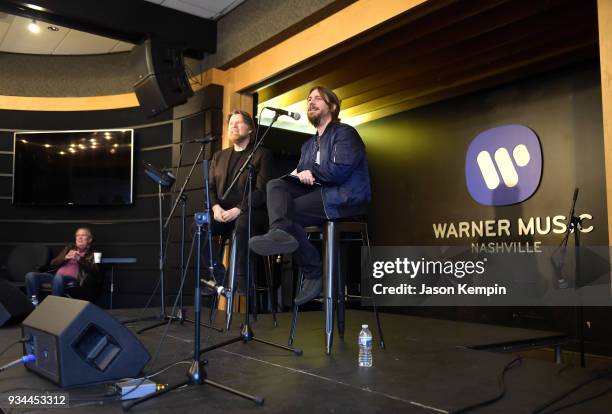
[25,272,76,297]
[266,178,327,279]
[210,209,268,278]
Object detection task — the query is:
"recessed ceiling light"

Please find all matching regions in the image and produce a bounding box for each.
[28,20,40,34]
[25,4,45,12]
[47,26,59,32]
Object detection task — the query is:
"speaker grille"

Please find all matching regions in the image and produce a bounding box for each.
[74,324,121,372]
[131,38,193,117]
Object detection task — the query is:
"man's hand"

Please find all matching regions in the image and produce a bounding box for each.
[65,250,79,261]
[221,207,241,223]
[212,204,225,222]
[296,170,316,185]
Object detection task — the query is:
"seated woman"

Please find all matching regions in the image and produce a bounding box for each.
[25,227,100,304]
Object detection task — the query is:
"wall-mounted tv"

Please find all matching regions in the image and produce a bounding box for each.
[12,129,134,206]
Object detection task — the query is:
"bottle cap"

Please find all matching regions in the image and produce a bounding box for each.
[362,324,368,328]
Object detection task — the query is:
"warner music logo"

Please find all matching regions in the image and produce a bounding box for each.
[465,125,542,206]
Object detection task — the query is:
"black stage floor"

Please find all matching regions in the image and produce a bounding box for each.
[1,308,612,414]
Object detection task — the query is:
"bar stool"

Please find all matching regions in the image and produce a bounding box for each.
[219,231,278,331]
[288,220,385,355]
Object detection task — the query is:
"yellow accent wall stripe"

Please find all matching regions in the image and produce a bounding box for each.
[0,93,139,111]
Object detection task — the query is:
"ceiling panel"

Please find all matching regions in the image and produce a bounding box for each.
[110,41,135,53]
[0,15,68,54]
[158,0,216,18]
[54,29,123,55]
[0,13,134,55]
[0,13,14,45]
[147,0,243,19]
[0,0,241,56]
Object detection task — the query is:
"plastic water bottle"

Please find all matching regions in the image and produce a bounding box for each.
[358,324,373,367]
[30,295,38,307]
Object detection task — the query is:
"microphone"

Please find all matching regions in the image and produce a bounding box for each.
[200,279,227,296]
[183,135,219,144]
[264,107,301,120]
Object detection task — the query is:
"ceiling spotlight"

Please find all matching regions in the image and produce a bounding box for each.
[25,4,45,12]
[28,19,40,34]
[20,139,27,143]
[44,144,51,148]
[59,151,65,155]
[47,26,59,32]
[113,143,119,148]
[68,148,76,153]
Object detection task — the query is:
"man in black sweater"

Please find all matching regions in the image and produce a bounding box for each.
[208,110,273,293]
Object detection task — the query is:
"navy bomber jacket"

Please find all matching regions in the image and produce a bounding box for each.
[296,121,371,219]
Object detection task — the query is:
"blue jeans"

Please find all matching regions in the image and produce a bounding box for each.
[25,272,76,297]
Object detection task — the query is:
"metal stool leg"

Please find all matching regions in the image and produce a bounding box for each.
[324,221,338,355]
[337,244,346,339]
[225,233,237,331]
[251,255,258,321]
[209,294,218,325]
[264,255,278,327]
[364,226,384,348]
[288,270,305,346]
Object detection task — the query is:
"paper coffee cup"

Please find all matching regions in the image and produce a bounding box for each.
[94,252,102,263]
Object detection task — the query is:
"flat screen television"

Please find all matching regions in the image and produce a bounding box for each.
[12,129,134,206]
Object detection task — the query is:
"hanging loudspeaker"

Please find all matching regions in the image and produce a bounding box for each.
[131,38,193,117]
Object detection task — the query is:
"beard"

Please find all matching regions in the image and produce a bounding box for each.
[231,134,250,147]
[307,111,321,127]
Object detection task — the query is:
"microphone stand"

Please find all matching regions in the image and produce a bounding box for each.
[124,158,263,411]
[198,112,302,357]
[124,140,222,333]
[555,188,585,367]
[119,179,171,326]
[569,189,585,368]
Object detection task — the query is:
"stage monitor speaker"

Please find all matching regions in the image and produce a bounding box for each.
[0,278,34,326]
[22,296,150,387]
[131,38,194,117]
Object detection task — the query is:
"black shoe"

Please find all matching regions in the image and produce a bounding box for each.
[249,228,298,256]
[294,278,323,306]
